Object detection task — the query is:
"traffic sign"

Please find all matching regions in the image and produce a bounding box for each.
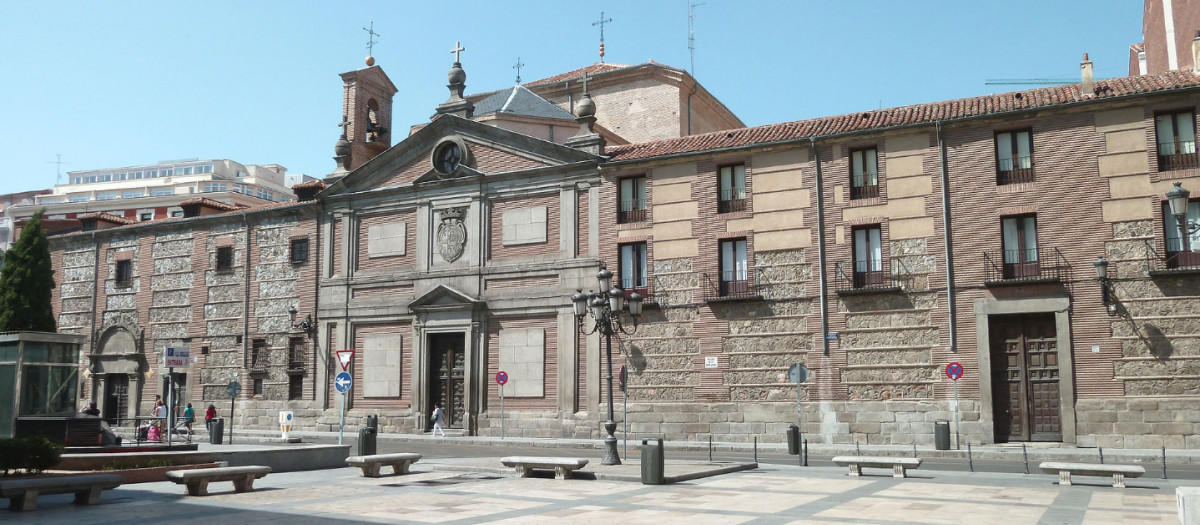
[946,362,964,381]
[336,350,355,371]
[335,371,353,393]
[618,365,627,393]
[496,371,508,385]
[226,381,241,398]
[789,363,809,384]
[165,346,190,368]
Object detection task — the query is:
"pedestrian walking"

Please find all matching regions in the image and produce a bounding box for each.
[205,404,217,433]
[182,403,195,441]
[431,403,446,437]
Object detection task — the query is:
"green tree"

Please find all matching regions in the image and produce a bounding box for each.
[0,210,57,332]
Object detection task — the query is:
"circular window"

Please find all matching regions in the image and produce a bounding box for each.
[433,141,464,175]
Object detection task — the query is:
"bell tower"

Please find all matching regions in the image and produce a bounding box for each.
[335,61,398,173]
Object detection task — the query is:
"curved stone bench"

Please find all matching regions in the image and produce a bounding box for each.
[165,465,271,496]
[1038,461,1145,488]
[500,457,589,480]
[0,474,123,511]
[346,453,422,477]
[832,456,922,478]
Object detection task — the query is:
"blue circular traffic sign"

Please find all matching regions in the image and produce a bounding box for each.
[496,371,508,386]
[335,371,353,393]
[946,362,964,381]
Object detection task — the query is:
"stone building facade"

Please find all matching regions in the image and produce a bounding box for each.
[45,55,1200,450]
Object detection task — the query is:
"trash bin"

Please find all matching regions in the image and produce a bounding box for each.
[640,437,664,485]
[366,414,379,430]
[934,420,950,450]
[786,425,800,455]
[209,418,224,445]
[358,426,377,456]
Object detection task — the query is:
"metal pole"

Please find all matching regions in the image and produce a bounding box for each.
[967,443,974,472]
[803,439,808,467]
[602,322,620,465]
[796,382,803,458]
[229,395,235,445]
[1022,443,1029,474]
[1099,447,1104,464]
[623,390,627,460]
[166,367,173,448]
[500,383,505,439]
[754,436,758,463]
[338,392,346,445]
[1163,447,1168,479]
[708,435,712,462]
[953,379,960,450]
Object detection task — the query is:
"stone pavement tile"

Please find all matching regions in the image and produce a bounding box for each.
[872,482,1057,506]
[698,473,872,494]
[450,477,644,500]
[484,506,756,525]
[627,486,821,513]
[1088,491,1179,513]
[199,484,370,505]
[294,491,547,522]
[816,496,1046,524]
[1080,509,1178,524]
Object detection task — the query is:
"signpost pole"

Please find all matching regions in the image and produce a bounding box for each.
[229,395,235,445]
[623,390,627,461]
[166,366,173,448]
[339,392,346,445]
[500,383,505,440]
[954,379,961,450]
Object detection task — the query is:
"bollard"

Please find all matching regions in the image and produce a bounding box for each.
[803,439,808,467]
[1099,447,1104,464]
[855,438,861,456]
[912,443,917,458]
[754,436,758,463]
[1163,447,1168,479]
[967,443,974,472]
[708,435,713,462]
[1022,443,1029,475]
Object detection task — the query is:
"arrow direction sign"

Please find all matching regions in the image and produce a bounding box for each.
[336,350,355,371]
[334,371,353,393]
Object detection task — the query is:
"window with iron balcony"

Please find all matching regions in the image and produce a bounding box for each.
[719,238,749,296]
[849,148,879,200]
[618,176,647,223]
[1164,200,1200,270]
[852,225,883,288]
[115,260,133,286]
[1157,110,1198,171]
[618,242,648,298]
[250,338,267,369]
[718,164,746,213]
[996,129,1034,184]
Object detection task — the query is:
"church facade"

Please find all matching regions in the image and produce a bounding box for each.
[48,54,1200,449]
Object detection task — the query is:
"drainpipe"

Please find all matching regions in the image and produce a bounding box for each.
[88,232,99,400]
[313,202,324,409]
[243,212,251,370]
[936,122,958,352]
[812,138,830,356]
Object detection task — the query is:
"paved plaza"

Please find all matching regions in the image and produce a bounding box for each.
[0,457,1191,524]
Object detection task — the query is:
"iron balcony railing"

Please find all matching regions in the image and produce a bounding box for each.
[1158,141,1198,171]
[984,246,1070,284]
[702,271,759,301]
[617,278,655,305]
[850,182,879,200]
[833,260,901,293]
[718,188,746,213]
[997,155,1035,184]
[618,198,647,223]
[1144,238,1200,273]
[287,349,307,372]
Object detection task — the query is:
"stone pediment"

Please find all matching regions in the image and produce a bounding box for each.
[409,284,482,311]
[323,115,599,196]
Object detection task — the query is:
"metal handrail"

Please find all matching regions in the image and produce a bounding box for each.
[983,246,1070,283]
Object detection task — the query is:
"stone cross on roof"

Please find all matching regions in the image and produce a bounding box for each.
[580,72,590,93]
[451,41,465,63]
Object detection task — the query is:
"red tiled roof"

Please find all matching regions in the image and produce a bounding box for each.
[606,71,1200,162]
[524,63,628,87]
[77,212,135,225]
[179,197,242,211]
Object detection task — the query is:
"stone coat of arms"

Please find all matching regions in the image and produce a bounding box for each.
[437,207,467,263]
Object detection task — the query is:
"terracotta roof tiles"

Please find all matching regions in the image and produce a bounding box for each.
[77,212,135,225]
[524,63,628,87]
[606,71,1200,162]
[179,197,242,211]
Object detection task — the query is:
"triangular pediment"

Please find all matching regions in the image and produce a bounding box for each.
[409,284,481,311]
[322,115,599,196]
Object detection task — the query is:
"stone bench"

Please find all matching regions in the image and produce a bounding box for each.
[832,456,923,478]
[0,474,123,511]
[1038,461,1145,488]
[165,465,271,496]
[500,457,589,480]
[346,453,422,477]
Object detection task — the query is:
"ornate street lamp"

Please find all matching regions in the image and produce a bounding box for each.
[572,264,643,465]
[1094,257,1116,315]
[288,306,316,338]
[1167,182,1199,252]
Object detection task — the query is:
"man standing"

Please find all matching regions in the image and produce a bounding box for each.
[431,403,446,437]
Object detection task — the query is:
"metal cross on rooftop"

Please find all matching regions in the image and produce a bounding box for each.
[593,12,612,62]
[363,21,380,56]
[513,57,525,84]
[451,41,465,63]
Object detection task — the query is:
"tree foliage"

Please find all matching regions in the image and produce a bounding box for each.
[0,210,57,332]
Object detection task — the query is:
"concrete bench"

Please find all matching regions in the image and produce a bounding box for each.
[346,453,422,477]
[0,473,123,511]
[1038,461,1145,488]
[832,456,923,478]
[165,465,271,496]
[500,457,589,480]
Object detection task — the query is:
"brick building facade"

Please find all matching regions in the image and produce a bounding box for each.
[45,56,1200,450]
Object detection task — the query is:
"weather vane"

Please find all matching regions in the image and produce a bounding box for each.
[513,57,525,84]
[593,12,612,62]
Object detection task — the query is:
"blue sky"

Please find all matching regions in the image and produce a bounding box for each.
[0,1,1140,196]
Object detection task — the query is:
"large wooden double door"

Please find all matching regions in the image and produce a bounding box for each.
[990,314,1063,442]
[427,333,466,429]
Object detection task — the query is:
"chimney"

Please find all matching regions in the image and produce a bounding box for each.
[1192,31,1200,73]
[1081,53,1094,96]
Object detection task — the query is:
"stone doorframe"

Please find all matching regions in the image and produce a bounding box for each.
[410,284,485,435]
[90,314,147,422]
[974,296,1077,445]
